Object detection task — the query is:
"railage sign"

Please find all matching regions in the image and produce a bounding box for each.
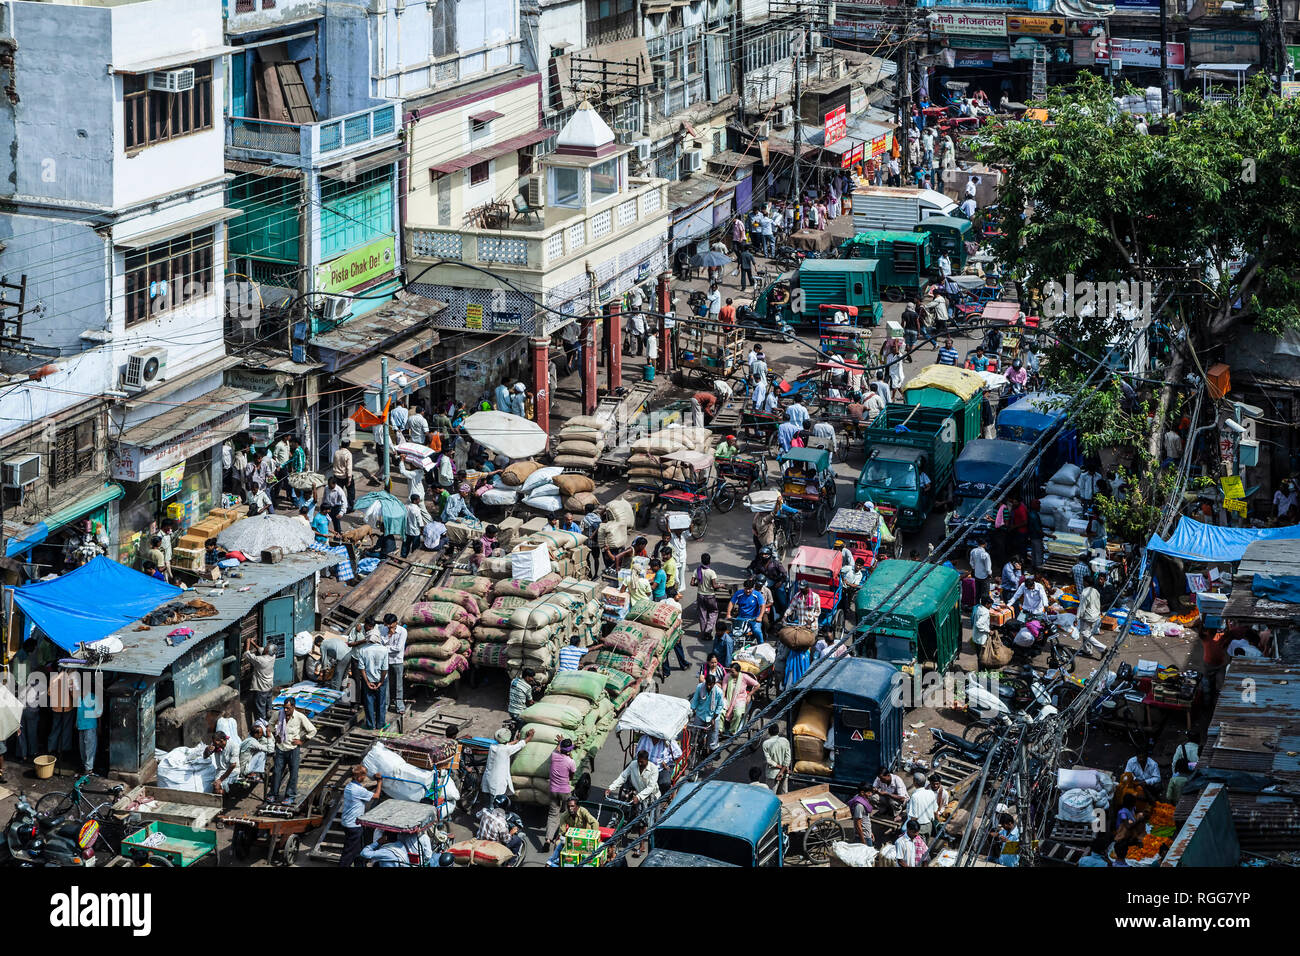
[930,12,1006,36]
[314,236,397,296]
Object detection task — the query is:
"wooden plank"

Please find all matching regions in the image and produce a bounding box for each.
[275,61,317,124]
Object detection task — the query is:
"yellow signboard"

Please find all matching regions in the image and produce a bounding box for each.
[1220,475,1244,500]
[466,304,484,330]
[1224,498,1247,516]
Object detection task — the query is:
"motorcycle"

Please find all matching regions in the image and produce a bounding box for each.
[1,793,99,867]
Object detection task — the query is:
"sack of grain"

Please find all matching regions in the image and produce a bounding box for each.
[626,600,680,630]
[470,643,510,668]
[564,491,600,513]
[521,466,564,494]
[555,454,599,470]
[567,415,609,432]
[501,460,542,487]
[448,839,515,866]
[778,625,816,650]
[407,621,471,642]
[518,699,588,731]
[554,473,596,497]
[605,498,635,527]
[547,670,609,704]
[406,669,461,689]
[424,587,482,617]
[558,439,602,458]
[494,573,562,599]
[404,635,460,660]
[404,601,471,626]
[445,575,493,597]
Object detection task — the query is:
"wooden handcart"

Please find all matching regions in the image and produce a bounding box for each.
[779,783,853,864]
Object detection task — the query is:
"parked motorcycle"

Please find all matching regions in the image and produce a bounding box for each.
[1,793,98,866]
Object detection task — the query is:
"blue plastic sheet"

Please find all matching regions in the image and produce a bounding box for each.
[1252,575,1300,604]
[10,556,181,651]
[1146,518,1300,564]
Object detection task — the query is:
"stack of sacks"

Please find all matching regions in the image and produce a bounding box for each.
[510,670,616,805]
[1039,463,1085,532]
[553,472,600,516]
[791,695,833,775]
[554,415,612,471]
[402,596,477,690]
[514,528,591,581]
[580,599,683,712]
[517,465,567,513]
[626,425,714,489]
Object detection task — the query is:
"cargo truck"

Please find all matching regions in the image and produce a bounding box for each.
[852,186,957,233]
[856,404,956,532]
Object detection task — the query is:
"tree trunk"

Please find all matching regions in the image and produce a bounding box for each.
[1146,350,1186,463]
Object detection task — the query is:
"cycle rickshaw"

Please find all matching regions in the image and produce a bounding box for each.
[778,447,838,535]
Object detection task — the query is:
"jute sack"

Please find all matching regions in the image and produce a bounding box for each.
[778,625,816,650]
[564,491,600,513]
[554,473,595,497]
[501,460,542,487]
[558,439,601,457]
[555,454,598,470]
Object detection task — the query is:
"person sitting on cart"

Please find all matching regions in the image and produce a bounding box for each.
[747,545,789,616]
[1009,571,1049,617]
[786,398,809,429]
[690,675,726,756]
[969,346,990,372]
[715,434,739,459]
[721,662,760,737]
[545,797,601,866]
[206,729,239,799]
[699,652,727,687]
[362,831,446,868]
[726,577,766,647]
[872,765,910,821]
[477,794,526,859]
[608,750,662,859]
[637,732,683,793]
[237,719,274,788]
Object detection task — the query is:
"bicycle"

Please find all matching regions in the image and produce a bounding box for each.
[773,509,805,559]
[35,774,135,857]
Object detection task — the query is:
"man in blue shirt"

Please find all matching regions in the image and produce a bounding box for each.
[786,400,809,429]
[970,346,990,372]
[936,337,959,366]
[726,577,765,647]
[689,674,725,754]
[339,765,383,867]
[649,558,667,600]
[310,507,332,547]
[777,420,801,453]
[493,377,511,412]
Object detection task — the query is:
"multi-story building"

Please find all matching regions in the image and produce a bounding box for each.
[0,0,244,573]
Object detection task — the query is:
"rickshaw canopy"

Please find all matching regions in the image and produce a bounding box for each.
[791,546,843,580]
[616,692,692,740]
[660,781,781,846]
[826,507,881,541]
[903,365,984,403]
[662,449,714,470]
[818,303,858,316]
[778,447,832,471]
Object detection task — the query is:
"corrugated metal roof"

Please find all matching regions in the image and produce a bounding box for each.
[310,295,445,361]
[117,386,263,450]
[1223,539,1300,622]
[65,551,338,677]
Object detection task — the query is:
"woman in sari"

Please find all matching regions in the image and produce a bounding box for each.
[721,662,759,736]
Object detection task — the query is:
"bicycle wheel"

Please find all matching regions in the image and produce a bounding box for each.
[790,513,805,548]
[689,508,709,540]
[35,791,75,820]
[714,482,737,513]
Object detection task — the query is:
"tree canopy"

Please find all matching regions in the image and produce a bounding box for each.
[975,73,1300,340]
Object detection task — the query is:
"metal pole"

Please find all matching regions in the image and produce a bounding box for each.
[380,355,390,491]
[1159,0,1169,111]
[791,50,802,203]
[897,22,911,182]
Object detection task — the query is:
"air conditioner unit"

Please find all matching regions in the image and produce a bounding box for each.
[2,454,40,489]
[633,138,653,163]
[122,347,168,393]
[776,106,794,127]
[756,121,771,138]
[319,295,352,324]
[654,59,676,81]
[148,68,196,94]
[524,173,545,207]
[681,149,703,174]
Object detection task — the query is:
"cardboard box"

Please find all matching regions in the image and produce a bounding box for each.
[564,827,602,853]
[989,604,1013,627]
[559,848,600,867]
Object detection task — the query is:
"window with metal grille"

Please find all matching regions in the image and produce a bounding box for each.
[586,0,635,45]
[469,160,490,186]
[235,0,254,10]
[123,227,216,327]
[50,419,96,488]
[123,61,214,152]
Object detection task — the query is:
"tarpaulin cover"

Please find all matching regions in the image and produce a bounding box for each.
[11,556,181,651]
[1252,575,1300,604]
[1146,518,1300,564]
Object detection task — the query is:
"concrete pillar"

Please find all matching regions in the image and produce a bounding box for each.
[605,300,622,395]
[656,271,673,375]
[582,314,598,415]
[530,336,551,434]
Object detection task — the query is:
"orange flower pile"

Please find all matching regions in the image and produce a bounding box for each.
[1149,803,1175,828]
[1128,833,1172,862]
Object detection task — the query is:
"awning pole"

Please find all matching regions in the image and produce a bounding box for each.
[381,356,390,492]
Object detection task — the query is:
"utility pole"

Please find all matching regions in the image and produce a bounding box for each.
[380,355,390,492]
[896,20,911,181]
[1159,0,1170,111]
[790,48,803,202]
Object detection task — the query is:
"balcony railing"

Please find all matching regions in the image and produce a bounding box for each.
[408,179,669,273]
[227,102,399,167]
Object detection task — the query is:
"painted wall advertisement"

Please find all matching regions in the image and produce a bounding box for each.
[930,11,1006,36]
[315,236,397,296]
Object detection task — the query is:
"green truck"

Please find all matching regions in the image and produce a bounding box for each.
[840,230,936,302]
[754,259,884,329]
[855,405,956,532]
[902,365,985,453]
[916,216,974,272]
[854,559,963,675]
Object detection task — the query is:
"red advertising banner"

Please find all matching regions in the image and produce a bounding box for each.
[824,105,848,147]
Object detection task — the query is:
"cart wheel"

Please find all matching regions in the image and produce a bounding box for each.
[689,510,709,540]
[142,853,175,867]
[884,286,904,303]
[715,483,736,513]
[815,501,833,535]
[804,820,841,864]
[458,771,482,813]
[231,825,255,861]
[281,834,301,867]
[773,526,789,560]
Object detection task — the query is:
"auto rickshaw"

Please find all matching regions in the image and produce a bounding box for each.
[644,781,785,867]
[778,447,838,534]
[853,559,962,675]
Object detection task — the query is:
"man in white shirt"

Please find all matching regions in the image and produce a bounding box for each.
[970,594,991,648]
[1010,573,1049,616]
[1124,747,1162,799]
[1076,578,1106,656]
[969,539,992,595]
[959,196,977,219]
[1274,480,1297,519]
[871,372,891,405]
[964,176,979,200]
[906,772,939,837]
[406,406,429,445]
[872,766,909,819]
[207,729,239,797]
[381,613,408,715]
[762,724,792,793]
[863,389,886,424]
[757,211,776,257]
[706,284,722,320]
[608,750,661,855]
[1162,428,1183,464]
[402,494,430,557]
[482,726,533,805]
[786,400,809,429]
[938,253,952,278]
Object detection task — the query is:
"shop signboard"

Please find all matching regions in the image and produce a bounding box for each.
[1104,39,1186,68]
[1282,81,1300,100]
[1066,19,1107,38]
[160,464,185,501]
[824,105,848,147]
[314,236,398,296]
[930,11,1006,36]
[1007,15,1066,37]
[1188,29,1259,65]
[111,406,250,483]
[1009,37,1069,62]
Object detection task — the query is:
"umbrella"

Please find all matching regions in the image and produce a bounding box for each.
[462,410,547,460]
[690,251,731,268]
[217,514,316,556]
[287,471,327,491]
[354,491,408,537]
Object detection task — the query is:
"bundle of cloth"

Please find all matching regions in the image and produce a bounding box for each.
[509,669,618,805]
[625,425,713,489]
[580,599,683,713]
[554,415,613,472]
[401,595,478,691]
[1039,463,1086,532]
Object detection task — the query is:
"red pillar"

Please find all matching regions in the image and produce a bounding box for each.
[656,271,673,375]
[530,336,551,434]
[605,300,622,395]
[582,314,598,415]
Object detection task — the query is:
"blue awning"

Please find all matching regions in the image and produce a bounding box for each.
[10,556,181,652]
[1146,517,1300,564]
[5,482,124,559]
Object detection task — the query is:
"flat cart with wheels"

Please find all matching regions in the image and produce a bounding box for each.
[778,783,853,864]
[615,692,693,790]
[119,821,218,867]
[673,317,746,385]
[714,451,769,510]
[222,745,343,866]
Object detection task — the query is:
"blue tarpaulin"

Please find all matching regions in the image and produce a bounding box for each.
[1253,575,1300,604]
[1146,518,1300,564]
[10,556,181,652]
